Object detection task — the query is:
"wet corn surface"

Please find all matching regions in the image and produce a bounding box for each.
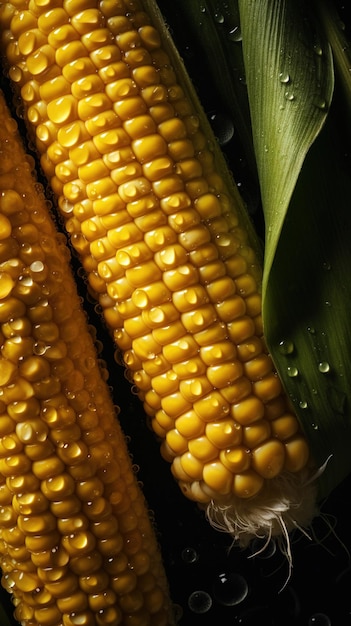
[1,253,349,626]
[1,1,351,624]
[2,296,350,626]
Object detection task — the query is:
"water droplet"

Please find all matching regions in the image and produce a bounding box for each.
[308,612,331,626]
[299,400,308,409]
[325,300,331,307]
[287,366,299,377]
[311,422,319,430]
[212,572,249,607]
[278,339,295,355]
[188,590,212,614]
[228,26,242,42]
[279,71,290,84]
[313,45,323,56]
[314,96,327,110]
[181,547,198,564]
[318,361,330,373]
[214,12,224,23]
[322,261,331,270]
[285,91,295,101]
[209,112,235,146]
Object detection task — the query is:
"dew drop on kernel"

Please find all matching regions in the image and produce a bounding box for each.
[188,590,212,614]
[212,572,249,607]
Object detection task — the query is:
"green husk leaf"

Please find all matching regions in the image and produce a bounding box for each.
[239,0,351,498]
[264,108,351,500]
[238,0,334,293]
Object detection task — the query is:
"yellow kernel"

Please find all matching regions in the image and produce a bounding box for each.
[270,414,299,440]
[245,293,262,317]
[172,285,209,312]
[151,370,178,396]
[251,439,286,479]
[200,342,236,366]
[41,473,76,500]
[19,356,51,381]
[0,359,17,385]
[206,419,242,448]
[194,193,222,219]
[188,436,217,462]
[227,316,256,344]
[0,214,12,239]
[153,409,174,434]
[237,336,263,362]
[194,392,230,422]
[175,410,205,438]
[233,469,264,498]
[166,428,188,454]
[242,419,271,448]
[207,361,243,388]
[161,391,192,418]
[206,276,236,303]
[154,244,188,270]
[181,305,217,333]
[179,376,212,402]
[132,133,167,163]
[163,335,199,363]
[243,354,273,381]
[219,446,251,473]
[180,452,203,480]
[203,461,233,495]
[284,436,310,472]
[194,321,227,346]
[232,395,265,425]
[153,174,184,199]
[56,590,89,614]
[32,455,65,480]
[124,114,156,139]
[18,511,56,535]
[236,273,257,297]
[253,373,283,402]
[215,294,246,322]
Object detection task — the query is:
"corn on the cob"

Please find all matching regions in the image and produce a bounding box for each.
[0,0,319,544]
[0,89,173,626]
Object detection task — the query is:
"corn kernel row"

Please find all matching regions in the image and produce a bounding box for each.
[0,89,173,626]
[0,0,311,506]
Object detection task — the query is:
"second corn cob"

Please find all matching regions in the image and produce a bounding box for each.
[0,88,173,626]
[0,0,319,545]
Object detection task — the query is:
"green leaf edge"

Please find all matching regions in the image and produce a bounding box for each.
[238,0,334,298]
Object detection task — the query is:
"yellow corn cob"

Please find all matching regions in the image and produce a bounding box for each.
[0,89,173,626]
[0,0,318,544]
